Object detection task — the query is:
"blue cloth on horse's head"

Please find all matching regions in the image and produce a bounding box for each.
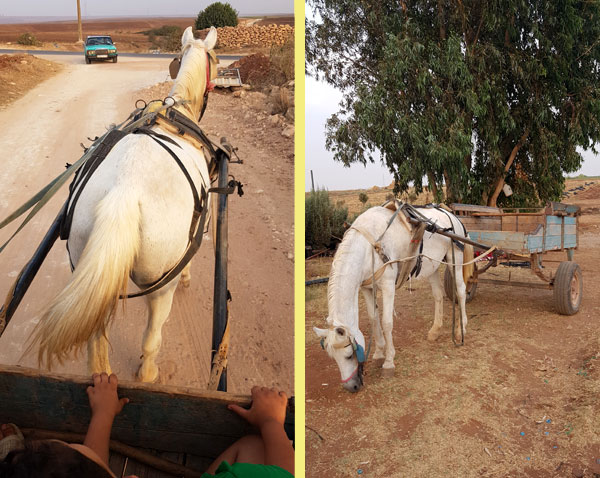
[355,343,366,363]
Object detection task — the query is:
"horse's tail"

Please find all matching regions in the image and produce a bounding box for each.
[30,186,140,369]
[462,244,474,285]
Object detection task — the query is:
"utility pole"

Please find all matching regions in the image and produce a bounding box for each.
[310,170,315,191]
[76,0,83,44]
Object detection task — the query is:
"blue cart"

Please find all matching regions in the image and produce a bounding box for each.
[446,202,582,315]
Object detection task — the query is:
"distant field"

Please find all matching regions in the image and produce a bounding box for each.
[0,15,294,53]
[309,177,600,217]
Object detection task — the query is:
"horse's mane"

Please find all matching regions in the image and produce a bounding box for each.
[170,38,210,122]
[327,228,359,322]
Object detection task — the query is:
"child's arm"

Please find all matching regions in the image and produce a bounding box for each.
[84,373,129,465]
[229,387,294,475]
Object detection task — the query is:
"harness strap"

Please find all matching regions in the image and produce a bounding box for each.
[124,130,209,298]
[60,129,128,241]
[349,226,389,264]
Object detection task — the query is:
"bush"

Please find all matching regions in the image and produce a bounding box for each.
[17,33,40,46]
[269,36,294,82]
[306,189,348,248]
[196,2,238,30]
[145,25,183,52]
[358,192,368,204]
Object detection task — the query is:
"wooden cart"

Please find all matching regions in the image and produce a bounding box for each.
[446,202,583,315]
[0,365,294,477]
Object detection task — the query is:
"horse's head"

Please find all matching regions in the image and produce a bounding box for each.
[170,26,219,122]
[314,324,365,392]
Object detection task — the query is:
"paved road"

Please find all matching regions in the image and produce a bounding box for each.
[0,48,242,62]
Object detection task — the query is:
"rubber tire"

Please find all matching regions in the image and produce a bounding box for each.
[553,261,582,315]
[112,56,118,63]
[85,57,91,64]
[444,265,477,304]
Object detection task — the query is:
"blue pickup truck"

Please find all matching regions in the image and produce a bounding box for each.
[84,35,118,64]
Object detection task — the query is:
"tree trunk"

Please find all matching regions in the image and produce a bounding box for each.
[487,128,529,207]
[427,171,439,198]
[443,169,454,203]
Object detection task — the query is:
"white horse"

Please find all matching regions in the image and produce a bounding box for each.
[314,203,474,392]
[28,27,219,382]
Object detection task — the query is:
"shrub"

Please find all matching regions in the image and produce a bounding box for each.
[358,192,368,204]
[306,189,348,248]
[17,33,40,46]
[145,25,183,52]
[196,2,238,30]
[269,36,294,82]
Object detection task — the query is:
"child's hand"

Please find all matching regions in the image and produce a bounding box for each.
[86,373,129,419]
[228,386,288,430]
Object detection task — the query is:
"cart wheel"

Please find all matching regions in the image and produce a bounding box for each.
[553,261,582,315]
[444,265,477,303]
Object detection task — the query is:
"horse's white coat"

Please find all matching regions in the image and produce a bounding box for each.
[315,206,472,392]
[30,27,219,382]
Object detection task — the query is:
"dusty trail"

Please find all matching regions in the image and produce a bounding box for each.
[0,54,294,395]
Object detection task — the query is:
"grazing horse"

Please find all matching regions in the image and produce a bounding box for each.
[314,203,474,392]
[29,27,219,382]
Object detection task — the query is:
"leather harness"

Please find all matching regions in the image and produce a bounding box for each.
[60,103,239,298]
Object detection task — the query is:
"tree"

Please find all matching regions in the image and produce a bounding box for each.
[195,2,238,30]
[307,0,600,207]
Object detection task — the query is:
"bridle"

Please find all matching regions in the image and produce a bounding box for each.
[320,333,366,384]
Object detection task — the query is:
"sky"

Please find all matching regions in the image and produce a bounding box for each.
[0,0,293,17]
[306,75,600,191]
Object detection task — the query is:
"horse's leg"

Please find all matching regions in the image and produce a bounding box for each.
[454,257,469,342]
[87,331,112,375]
[360,287,385,366]
[181,263,192,288]
[138,280,178,382]
[427,271,444,342]
[380,278,396,376]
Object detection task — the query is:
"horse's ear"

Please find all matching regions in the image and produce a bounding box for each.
[204,26,217,51]
[313,327,328,338]
[181,26,194,47]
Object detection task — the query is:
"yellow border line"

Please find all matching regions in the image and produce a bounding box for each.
[294,0,305,476]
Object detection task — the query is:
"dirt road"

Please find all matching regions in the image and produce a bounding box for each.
[0,54,294,395]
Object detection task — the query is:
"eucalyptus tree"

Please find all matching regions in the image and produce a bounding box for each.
[307,0,600,206]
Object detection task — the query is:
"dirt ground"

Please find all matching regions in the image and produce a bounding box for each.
[0,54,63,109]
[0,16,293,54]
[306,186,600,477]
[0,52,294,396]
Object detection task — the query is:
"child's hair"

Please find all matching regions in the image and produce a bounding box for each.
[0,439,113,478]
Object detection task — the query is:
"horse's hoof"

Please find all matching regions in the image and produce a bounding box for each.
[427,331,440,342]
[381,367,395,378]
[372,358,385,368]
[137,365,159,383]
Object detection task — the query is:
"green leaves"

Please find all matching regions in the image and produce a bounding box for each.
[307,0,600,206]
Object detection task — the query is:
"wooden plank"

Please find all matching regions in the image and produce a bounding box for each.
[546,215,563,225]
[0,365,294,459]
[515,215,544,234]
[564,235,577,248]
[501,215,516,231]
[467,231,527,253]
[546,224,562,236]
[477,278,553,289]
[544,235,563,250]
[451,203,503,215]
[461,217,502,231]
